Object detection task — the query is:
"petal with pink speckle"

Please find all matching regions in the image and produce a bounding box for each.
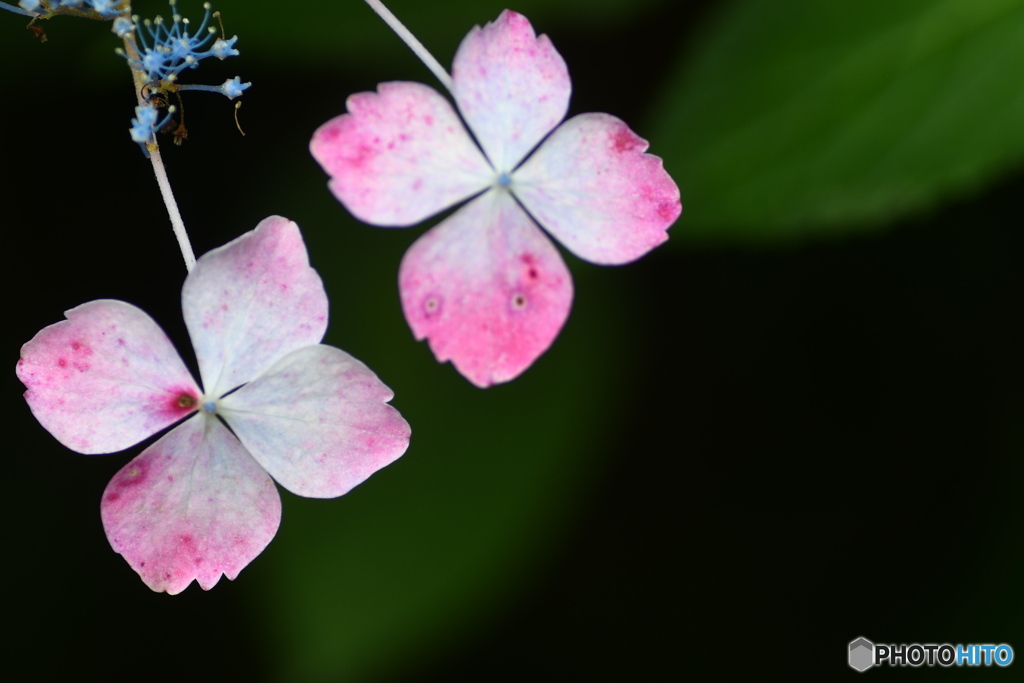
[399,190,573,388]
[219,345,411,498]
[310,82,493,226]
[16,300,200,454]
[451,10,570,173]
[183,216,328,398]
[514,113,681,264]
[101,415,281,595]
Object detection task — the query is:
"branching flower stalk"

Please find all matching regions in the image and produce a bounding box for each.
[0,1,252,271]
[124,34,197,271]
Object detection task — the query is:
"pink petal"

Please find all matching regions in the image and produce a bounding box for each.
[16,300,200,454]
[399,190,573,387]
[101,415,281,594]
[310,81,492,226]
[183,216,328,398]
[514,113,682,264]
[219,345,411,498]
[451,10,571,172]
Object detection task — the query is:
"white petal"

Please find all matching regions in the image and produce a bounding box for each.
[101,415,281,594]
[219,345,411,498]
[183,216,328,397]
[515,113,680,264]
[310,81,493,226]
[17,300,200,454]
[451,10,570,171]
[398,191,573,387]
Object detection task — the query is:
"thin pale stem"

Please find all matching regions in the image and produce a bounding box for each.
[363,0,453,93]
[148,148,197,270]
[1,1,38,17]
[177,84,221,94]
[124,35,197,272]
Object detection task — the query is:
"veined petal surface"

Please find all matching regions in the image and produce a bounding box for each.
[219,345,411,498]
[310,82,493,226]
[17,300,200,454]
[514,113,681,264]
[399,191,573,388]
[451,10,570,172]
[183,217,328,398]
[100,416,281,595]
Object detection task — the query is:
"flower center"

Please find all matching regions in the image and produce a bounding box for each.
[202,399,218,414]
[496,172,512,188]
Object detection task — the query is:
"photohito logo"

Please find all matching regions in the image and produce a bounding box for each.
[848,637,1014,672]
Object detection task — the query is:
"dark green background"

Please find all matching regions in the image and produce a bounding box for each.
[3,0,1021,680]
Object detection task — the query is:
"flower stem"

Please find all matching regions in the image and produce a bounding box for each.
[0,1,38,18]
[124,35,197,272]
[363,0,453,93]
[148,147,197,271]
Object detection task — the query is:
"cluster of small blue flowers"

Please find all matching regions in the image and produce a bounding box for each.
[112,1,250,152]
[120,1,240,83]
[16,0,124,19]
[4,0,250,152]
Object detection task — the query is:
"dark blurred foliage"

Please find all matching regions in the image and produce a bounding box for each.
[2,0,1021,681]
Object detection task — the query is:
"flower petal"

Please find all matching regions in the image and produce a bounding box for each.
[451,10,570,173]
[399,190,573,387]
[100,415,281,595]
[16,300,200,454]
[219,345,411,498]
[183,216,328,397]
[310,81,493,226]
[514,113,682,264]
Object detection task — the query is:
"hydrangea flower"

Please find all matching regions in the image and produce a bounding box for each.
[17,217,411,594]
[310,10,681,387]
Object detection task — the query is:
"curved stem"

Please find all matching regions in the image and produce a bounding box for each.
[363,0,453,93]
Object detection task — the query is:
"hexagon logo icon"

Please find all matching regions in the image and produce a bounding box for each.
[849,637,875,672]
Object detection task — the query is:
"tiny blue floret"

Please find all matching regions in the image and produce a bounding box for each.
[211,36,239,60]
[177,76,251,100]
[112,15,134,37]
[84,0,121,17]
[220,76,250,99]
[497,172,512,187]
[129,102,175,153]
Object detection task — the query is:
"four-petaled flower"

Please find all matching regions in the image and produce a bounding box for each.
[17,217,411,594]
[311,10,681,387]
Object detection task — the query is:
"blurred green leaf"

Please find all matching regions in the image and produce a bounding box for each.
[654,0,1024,242]
[238,175,630,681]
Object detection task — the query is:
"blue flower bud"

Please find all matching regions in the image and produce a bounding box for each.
[220,77,250,99]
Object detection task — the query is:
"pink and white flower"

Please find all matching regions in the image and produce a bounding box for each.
[311,10,681,388]
[16,216,411,594]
